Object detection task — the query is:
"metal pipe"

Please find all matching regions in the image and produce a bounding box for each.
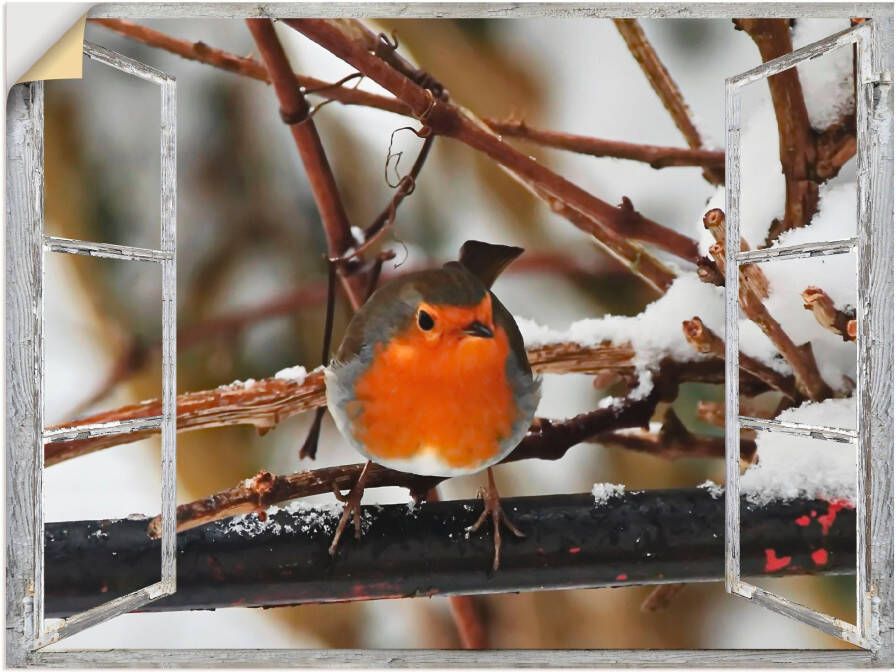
[44,490,854,617]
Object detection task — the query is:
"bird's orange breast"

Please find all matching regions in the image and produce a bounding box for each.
[348,320,517,470]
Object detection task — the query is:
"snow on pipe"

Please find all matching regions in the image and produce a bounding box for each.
[44,490,854,617]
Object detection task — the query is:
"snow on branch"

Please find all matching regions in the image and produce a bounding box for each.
[44,341,637,466]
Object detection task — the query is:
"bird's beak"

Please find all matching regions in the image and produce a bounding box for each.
[463,321,494,338]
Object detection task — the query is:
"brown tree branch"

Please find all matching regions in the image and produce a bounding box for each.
[147,389,669,538]
[733,19,818,243]
[92,18,728,177]
[90,18,411,115]
[682,316,799,402]
[45,341,637,467]
[93,17,700,283]
[702,209,831,401]
[533,187,677,293]
[246,19,366,308]
[612,19,724,185]
[282,19,700,266]
[592,407,757,462]
[488,117,725,170]
[802,286,856,341]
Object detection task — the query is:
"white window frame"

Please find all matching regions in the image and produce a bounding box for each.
[5,3,892,668]
[724,22,892,653]
[6,42,177,653]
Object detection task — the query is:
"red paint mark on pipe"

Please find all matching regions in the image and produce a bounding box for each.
[794,515,811,527]
[811,548,829,566]
[810,510,817,518]
[568,546,581,554]
[764,548,792,572]
[615,573,628,581]
[817,499,854,536]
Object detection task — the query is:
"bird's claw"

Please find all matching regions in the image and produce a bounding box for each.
[465,469,525,571]
[328,462,372,556]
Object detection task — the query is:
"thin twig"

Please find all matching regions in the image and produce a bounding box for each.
[247,19,366,309]
[283,19,700,267]
[612,19,724,184]
[487,117,725,170]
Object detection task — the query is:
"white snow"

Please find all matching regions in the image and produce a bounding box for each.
[792,19,855,130]
[741,397,856,504]
[274,365,309,383]
[224,499,375,538]
[350,226,366,246]
[219,378,257,391]
[698,480,724,499]
[591,482,626,505]
[518,273,784,399]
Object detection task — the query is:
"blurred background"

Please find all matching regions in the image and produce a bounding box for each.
[41,16,855,649]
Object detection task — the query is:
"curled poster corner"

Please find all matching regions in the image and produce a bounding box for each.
[7,3,92,89]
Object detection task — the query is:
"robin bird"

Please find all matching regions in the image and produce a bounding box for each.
[324,240,541,570]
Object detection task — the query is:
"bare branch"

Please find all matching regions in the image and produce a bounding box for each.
[246,18,366,308]
[90,18,411,115]
[282,19,700,267]
[487,117,725,170]
[593,407,757,462]
[612,19,723,184]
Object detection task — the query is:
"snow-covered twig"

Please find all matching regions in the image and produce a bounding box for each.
[682,316,799,401]
[703,211,831,401]
[147,392,665,537]
[44,341,639,467]
[735,18,818,242]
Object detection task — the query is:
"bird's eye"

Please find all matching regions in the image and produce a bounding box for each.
[417,310,435,331]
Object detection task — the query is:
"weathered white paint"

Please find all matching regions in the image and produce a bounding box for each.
[725,20,893,662]
[7,43,179,655]
[6,3,893,668]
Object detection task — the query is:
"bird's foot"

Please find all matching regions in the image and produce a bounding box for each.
[328,461,372,556]
[465,467,524,571]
